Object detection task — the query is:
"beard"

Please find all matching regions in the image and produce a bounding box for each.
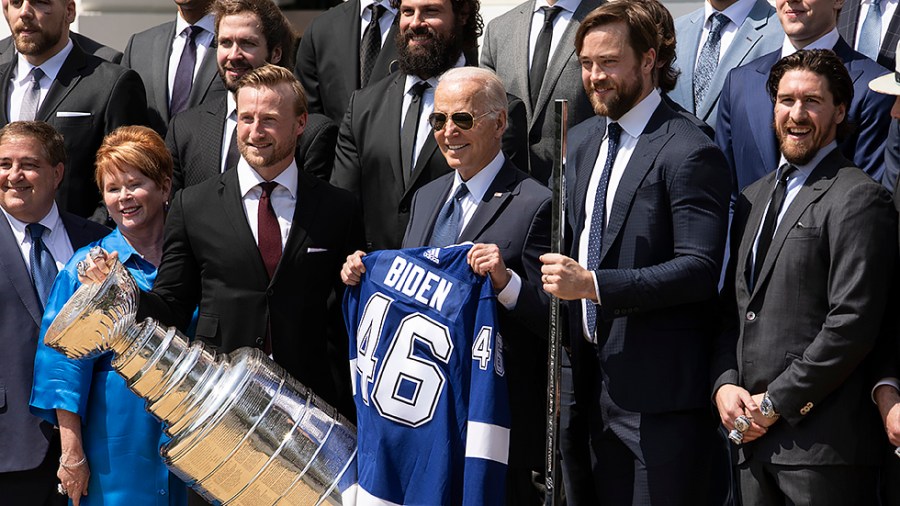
[776,121,824,166]
[238,136,296,171]
[218,62,254,93]
[395,26,463,79]
[13,24,63,57]
[585,73,644,121]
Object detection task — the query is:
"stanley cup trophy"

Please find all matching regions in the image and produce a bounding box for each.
[43,258,358,506]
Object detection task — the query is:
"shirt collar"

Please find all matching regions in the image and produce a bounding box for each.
[533,0,580,14]
[703,0,754,28]
[15,38,73,84]
[175,12,216,38]
[1,201,63,245]
[404,54,466,92]
[101,227,144,265]
[781,28,840,56]
[359,0,397,16]
[237,158,299,199]
[779,140,838,179]
[227,91,237,118]
[451,151,505,202]
[612,88,661,139]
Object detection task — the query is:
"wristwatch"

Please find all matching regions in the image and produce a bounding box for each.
[760,392,780,420]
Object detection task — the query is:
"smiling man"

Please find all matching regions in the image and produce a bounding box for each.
[538,1,731,502]
[714,49,895,504]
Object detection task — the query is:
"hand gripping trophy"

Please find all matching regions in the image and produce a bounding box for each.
[44,249,358,505]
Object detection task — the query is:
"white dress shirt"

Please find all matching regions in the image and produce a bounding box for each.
[528,0,581,69]
[359,0,397,47]
[9,39,74,121]
[2,203,73,273]
[578,89,662,341]
[167,13,216,107]
[221,92,238,173]
[237,159,299,249]
[694,0,757,67]
[781,27,841,56]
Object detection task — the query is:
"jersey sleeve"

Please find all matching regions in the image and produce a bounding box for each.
[463,279,510,506]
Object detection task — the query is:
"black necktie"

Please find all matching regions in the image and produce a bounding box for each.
[19,67,44,121]
[584,122,622,341]
[430,183,470,247]
[27,223,58,308]
[530,6,563,108]
[224,124,240,171]
[751,164,796,289]
[360,4,386,88]
[170,25,202,116]
[401,81,431,178]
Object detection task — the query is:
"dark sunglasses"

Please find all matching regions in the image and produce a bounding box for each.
[428,111,493,131]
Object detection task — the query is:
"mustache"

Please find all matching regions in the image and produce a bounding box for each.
[402,26,434,40]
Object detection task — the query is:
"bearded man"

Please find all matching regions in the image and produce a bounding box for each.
[331,0,527,251]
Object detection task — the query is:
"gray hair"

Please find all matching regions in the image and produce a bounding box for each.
[438,67,508,114]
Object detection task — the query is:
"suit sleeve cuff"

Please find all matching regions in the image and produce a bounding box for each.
[496,269,521,310]
[873,378,900,404]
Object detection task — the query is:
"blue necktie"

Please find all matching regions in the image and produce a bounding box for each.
[27,223,58,308]
[693,13,730,111]
[858,0,883,60]
[430,183,469,247]
[584,123,622,341]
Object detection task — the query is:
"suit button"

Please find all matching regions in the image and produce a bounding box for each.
[267,289,274,297]
[614,309,621,316]
[400,206,409,213]
[746,311,756,321]
[255,337,264,346]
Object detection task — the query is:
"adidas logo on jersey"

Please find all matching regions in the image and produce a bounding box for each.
[423,247,441,264]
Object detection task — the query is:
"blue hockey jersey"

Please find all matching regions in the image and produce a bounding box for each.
[343,245,510,505]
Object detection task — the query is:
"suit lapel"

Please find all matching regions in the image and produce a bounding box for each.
[0,57,14,123]
[749,52,780,170]
[459,161,517,241]
[833,38,865,85]
[373,17,401,82]
[38,44,87,121]
[218,170,270,284]
[697,1,770,120]
[151,23,176,124]
[203,98,229,175]
[751,152,841,297]
[572,118,605,243]
[736,177,771,295]
[599,105,671,263]
[838,0,861,45]
[676,10,704,109]
[882,12,900,63]
[274,172,313,284]
[409,131,439,188]
[412,176,453,246]
[385,75,407,190]
[0,217,42,326]
[513,1,535,120]
[190,36,220,109]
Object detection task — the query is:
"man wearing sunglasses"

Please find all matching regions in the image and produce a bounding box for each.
[341,66,551,505]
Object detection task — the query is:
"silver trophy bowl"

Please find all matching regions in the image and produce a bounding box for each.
[44,259,357,505]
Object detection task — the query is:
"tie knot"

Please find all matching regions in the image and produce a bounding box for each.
[607,122,622,144]
[29,67,44,84]
[542,6,563,26]
[259,181,278,197]
[185,25,203,41]
[27,222,47,241]
[873,0,882,8]
[709,12,730,34]
[411,81,430,98]
[453,183,469,200]
[777,164,796,184]
[370,3,386,21]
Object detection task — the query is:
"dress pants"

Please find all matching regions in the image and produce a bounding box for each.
[0,433,67,506]
[737,460,878,506]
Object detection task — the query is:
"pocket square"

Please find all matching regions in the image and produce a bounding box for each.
[307,247,328,253]
[56,111,92,118]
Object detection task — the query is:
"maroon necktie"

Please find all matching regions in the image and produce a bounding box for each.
[257,181,280,356]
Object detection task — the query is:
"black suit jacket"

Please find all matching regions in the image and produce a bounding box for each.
[0,32,122,64]
[566,100,731,414]
[122,19,225,137]
[0,212,107,473]
[137,168,364,412]
[0,42,148,219]
[715,149,896,466]
[839,0,900,70]
[167,94,337,192]
[402,159,551,465]
[331,66,529,251]
[294,0,400,124]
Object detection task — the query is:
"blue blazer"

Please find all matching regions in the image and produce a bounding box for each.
[716,38,893,194]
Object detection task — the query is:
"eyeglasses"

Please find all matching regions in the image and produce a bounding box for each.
[428,111,493,131]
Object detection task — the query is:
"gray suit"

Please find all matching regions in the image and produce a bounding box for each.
[481,0,603,185]
[0,213,107,503]
[670,0,783,128]
[122,20,225,137]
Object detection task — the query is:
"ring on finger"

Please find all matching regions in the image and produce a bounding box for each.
[733,415,751,433]
[57,483,66,495]
[88,246,104,261]
[76,261,87,277]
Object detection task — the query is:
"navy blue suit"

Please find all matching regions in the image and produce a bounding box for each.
[716,38,892,193]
